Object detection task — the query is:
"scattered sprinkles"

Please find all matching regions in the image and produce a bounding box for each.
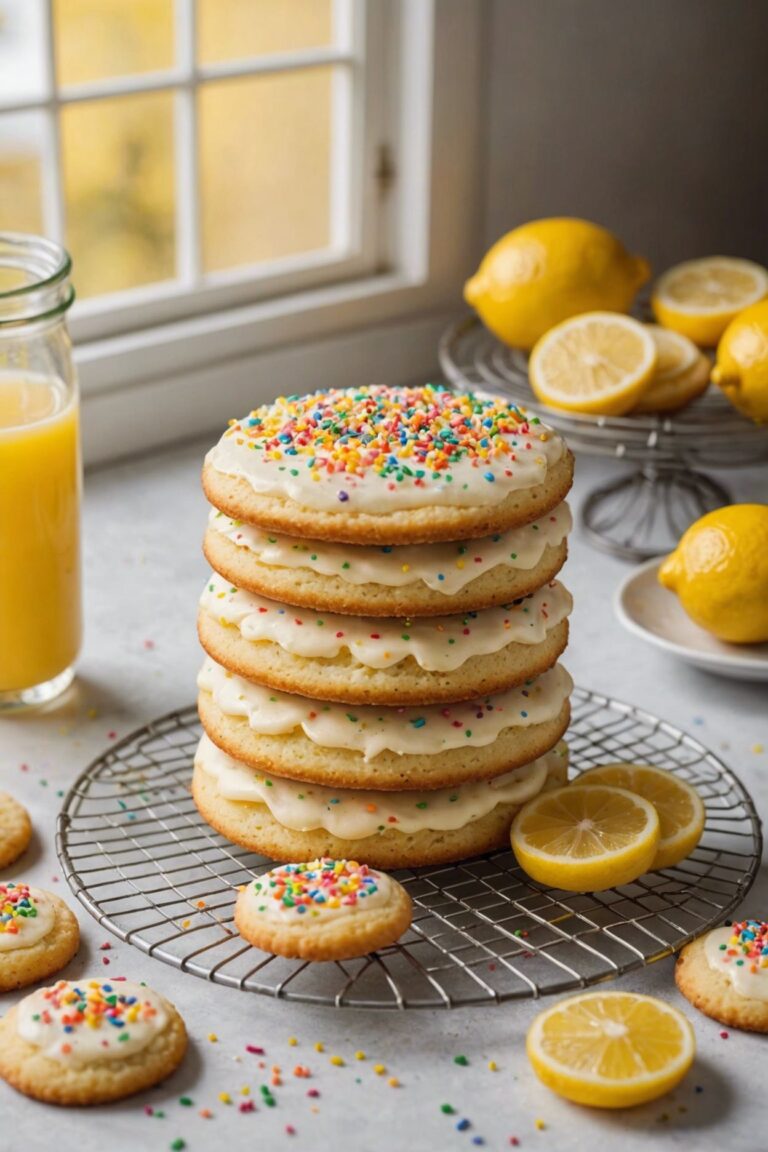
[718,920,768,972]
[0,883,40,937]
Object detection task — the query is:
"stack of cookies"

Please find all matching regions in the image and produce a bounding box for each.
[193,384,574,869]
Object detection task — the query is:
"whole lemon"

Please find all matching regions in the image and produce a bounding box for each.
[659,504,768,643]
[464,218,650,350]
[711,299,768,423]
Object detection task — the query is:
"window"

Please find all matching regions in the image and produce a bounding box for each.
[0,0,387,338]
[0,1,482,463]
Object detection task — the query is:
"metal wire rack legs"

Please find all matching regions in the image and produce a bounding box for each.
[57,689,761,1009]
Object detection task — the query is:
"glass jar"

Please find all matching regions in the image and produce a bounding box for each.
[0,233,81,709]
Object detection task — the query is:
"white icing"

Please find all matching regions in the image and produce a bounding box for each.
[0,886,56,951]
[207,501,572,595]
[242,861,394,922]
[205,386,565,513]
[705,926,768,1002]
[197,733,567,838]
[198,657,573,761]
[200,574,572,672]
[17,980,169,1065]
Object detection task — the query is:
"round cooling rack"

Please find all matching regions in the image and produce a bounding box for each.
[439,316,768,560]
[57,690,761,1010]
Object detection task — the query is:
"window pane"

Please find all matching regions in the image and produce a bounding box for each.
[197,0,333,64]
[61,93,175,298]
[0,113,44,236]
[0,1,47,104]
[200,68,332,274]
[54,0,174,87]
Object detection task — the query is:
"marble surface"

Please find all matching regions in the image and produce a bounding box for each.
[1,439,766,1152]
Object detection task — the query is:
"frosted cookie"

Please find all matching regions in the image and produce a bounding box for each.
[193,736,569,869]
[0,792,32,868]
[0,884,80,993]
[675,920,768,1033]
[203,385,574,544]
[204,502,571,617]
[234,859,412,961]
[198,573,572,704]
[0,978,187,1105]
[198,657,572,789]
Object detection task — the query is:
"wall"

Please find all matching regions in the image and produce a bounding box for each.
[482,0,768,272]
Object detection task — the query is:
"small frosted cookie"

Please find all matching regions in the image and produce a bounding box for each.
[0,978,187,1106]
[234,859,413,961]
[675,920,768,1033]
[0,883,80,992]
[197,657,572,789]
[198,573,572,704]
[202,385,573,544]
[204,502,571,617]
[192,736,569,869]
[0,792,32,868]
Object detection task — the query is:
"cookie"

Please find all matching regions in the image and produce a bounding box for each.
[203,502,571,617]
[234,859,413,961]
[675,920,768,1033]
[197,657,572,789]
[0,792,32,869]
[193,737,569,869]
[198,574,572,705]
[0,978,188,1105]
[0,883,80,992]
[203,385,573,544]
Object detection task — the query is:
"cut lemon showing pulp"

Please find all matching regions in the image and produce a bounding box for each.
[527,991,695,1109]
[632,326,711,413]
[652,256,768,347]
[510,784,659,892]
[571,763,705,870]
[529,312,657,416]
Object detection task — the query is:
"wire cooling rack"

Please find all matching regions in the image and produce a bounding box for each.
[57,690,761,1009]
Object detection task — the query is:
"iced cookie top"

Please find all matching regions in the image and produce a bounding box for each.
[242,859,393,922]
[17,979,169,1064]
[705,920,768,1002]
[0,883,56,951]
[205,385,564,514]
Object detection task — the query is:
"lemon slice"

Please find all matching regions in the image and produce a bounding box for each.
[632,326,711,413]
[529,312,657,416]
[571,763,705,870]
[510,784,660,892]
[652,257,768,346]
[527,991,695,1109]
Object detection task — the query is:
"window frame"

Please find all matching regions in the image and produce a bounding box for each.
[61,0,485,465]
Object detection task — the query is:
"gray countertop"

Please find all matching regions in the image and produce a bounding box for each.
[2,438,766,1152]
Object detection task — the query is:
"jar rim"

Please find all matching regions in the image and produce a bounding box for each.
[0,232,74,326]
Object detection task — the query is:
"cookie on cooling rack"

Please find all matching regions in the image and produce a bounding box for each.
[0,792,32,868]
[0,977,188,1105]
[234,859,413,961]
[675,920,768,1033]
[203,502,572,617]
[202,384,573,545]
[197,573,572,705]
[0,883,80,993]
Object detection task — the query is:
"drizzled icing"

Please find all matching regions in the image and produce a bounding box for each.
[200,574,572,672]
[205,385,564,513]
[705,921,768,1002]
[17,979,169,1064]
[198,657,572,761]
[242,859,393,921]
[196,734,567,837]
[0,883,56,952]
[207,501,572,594]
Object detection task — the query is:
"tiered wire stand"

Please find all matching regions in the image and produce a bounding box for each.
[57,691,760,1010]
[439,316,768,561]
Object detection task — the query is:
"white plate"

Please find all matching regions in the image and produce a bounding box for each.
[615,558,768,681]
